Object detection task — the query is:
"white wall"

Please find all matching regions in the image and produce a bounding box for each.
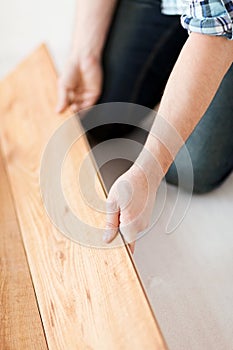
[0,0,76,78]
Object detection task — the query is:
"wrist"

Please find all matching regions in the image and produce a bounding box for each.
[142,113,185,177]
[70,45,102,64]
[145,136,174,175]
[70,26,106,62]
[135,145,165,189]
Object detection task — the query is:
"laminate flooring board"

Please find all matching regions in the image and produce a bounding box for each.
[0,149,47,350]
[0,45,166,349]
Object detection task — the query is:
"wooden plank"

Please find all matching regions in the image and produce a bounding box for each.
[0,149,47,349]
[0,44,167,349]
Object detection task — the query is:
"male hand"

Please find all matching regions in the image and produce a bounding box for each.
[103,162,161,253]
[56,56,103,113]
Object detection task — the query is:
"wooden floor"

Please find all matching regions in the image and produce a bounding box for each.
[0,45,167,349]
[0,147,47,350]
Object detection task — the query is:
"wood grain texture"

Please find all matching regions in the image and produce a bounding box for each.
[0,149,47,350]
[0,45,167,349]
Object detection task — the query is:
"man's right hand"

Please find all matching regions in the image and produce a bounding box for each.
[56,55,103,113]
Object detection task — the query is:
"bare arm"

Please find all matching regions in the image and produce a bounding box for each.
[70,0,118,60]
[104,33,233,252]
[144,33,233,174]
[57,0,117,112]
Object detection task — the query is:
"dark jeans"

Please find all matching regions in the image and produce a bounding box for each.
[82,0,233,193]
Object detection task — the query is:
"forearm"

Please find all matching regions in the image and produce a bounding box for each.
[142,33,233,178]
[71,0,118,60]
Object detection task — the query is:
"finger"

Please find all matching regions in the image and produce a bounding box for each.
[129,242,136,254]
[56,83,69,113]
[70,103,79,113]
[79,100,94,111]
[103,199,120,243]
[67,90,84,104]
[68,92,100,111]
[79,94,101,111]
[119,214,148,246]
[67,90,76,103]
[119,222,137,245]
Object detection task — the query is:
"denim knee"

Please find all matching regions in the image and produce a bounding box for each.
[166,161,231,194]
[192,167,225,194]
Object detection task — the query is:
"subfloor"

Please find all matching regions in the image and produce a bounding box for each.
[1,2,233,349]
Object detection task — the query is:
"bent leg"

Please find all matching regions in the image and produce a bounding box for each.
[166,64,233,193]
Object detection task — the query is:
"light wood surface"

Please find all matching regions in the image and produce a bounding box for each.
[0,149,47,350]
[0,45,167,349]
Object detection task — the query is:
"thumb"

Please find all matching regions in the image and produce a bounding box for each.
[103,198,120,243]
[56,81,69,113]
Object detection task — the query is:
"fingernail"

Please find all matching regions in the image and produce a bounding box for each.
[103,232,111,243]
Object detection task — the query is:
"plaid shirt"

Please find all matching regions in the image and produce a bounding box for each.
[162,0,233,40]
